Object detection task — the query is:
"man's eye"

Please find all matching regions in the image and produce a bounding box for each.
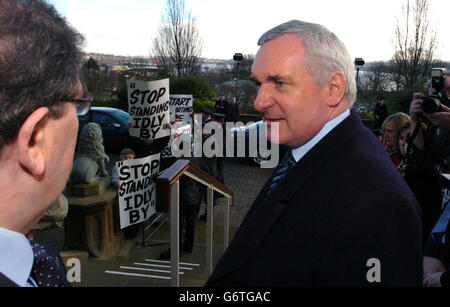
[277,82,285,87]
[250,77,261,87]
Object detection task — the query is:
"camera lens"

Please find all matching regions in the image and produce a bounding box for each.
[422,97,441,114]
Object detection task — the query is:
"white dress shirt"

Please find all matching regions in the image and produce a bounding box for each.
[0,227,34,287]
[292,109,350,163]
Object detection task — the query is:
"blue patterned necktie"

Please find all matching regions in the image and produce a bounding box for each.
[267,149,296,195]
[29,240,71,287]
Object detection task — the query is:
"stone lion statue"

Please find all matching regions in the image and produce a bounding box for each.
[70,123,110,184]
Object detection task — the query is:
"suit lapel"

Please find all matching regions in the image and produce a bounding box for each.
[0,273,19,287]
[207,110,364,284]
[206,194,287,284]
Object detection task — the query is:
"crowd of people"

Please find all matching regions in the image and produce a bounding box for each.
[374,73,450,287]
[1,0,450,288]
[109,104,231,259]
[215,95,241,125]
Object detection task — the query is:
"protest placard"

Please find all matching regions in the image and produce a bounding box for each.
[127,79,170,139]
[117,154,160,229]
[169,94,193,126]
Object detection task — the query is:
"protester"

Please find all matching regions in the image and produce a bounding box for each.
[381,112,410,167]
[205,20,422,287]
[111,148,135,188]
[127,123,171,159]
[0,0,86,287]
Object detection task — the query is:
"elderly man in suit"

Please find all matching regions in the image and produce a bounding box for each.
[0,0,87,287]
[205,20,423,287]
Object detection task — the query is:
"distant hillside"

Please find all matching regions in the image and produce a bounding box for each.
[83,52,233,66]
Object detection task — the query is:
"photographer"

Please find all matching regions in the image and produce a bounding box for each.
[405,69,450,248]
[409,69,450,164]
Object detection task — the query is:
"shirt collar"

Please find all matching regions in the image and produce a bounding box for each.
[0,227,34,287]
[292,109,350,163]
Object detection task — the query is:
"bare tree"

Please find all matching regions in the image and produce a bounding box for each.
[391,0,438,90]
[152,0,203,78]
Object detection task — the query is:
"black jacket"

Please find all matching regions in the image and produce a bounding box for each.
[205,110,423,287]
[373,103,388,128]
[224,102,240,123]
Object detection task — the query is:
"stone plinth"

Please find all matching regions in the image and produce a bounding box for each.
[66,176,110,198]
[60,250,89,267]
[65,176,123,259]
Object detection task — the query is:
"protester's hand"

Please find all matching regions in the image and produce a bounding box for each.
[127,123,132,132]
[410,92,425,122]
[114,182,120,189]
[143,137,153,145]
[423,272,443,287]
[423,104,450,130]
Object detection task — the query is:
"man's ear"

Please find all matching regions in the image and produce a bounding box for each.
[17,107,50,176]
[326,71,346,108]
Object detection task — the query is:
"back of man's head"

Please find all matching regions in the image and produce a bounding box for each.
[0,0,85,150]
[257,20,356,107]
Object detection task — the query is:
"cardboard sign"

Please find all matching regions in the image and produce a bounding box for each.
[127,79,171,139]
[169,94,193,126]
[117,154,160,229]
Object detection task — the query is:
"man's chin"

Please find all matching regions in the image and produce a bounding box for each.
[266,131,280,145]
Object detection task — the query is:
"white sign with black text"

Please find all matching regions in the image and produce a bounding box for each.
[127,79,171,140]
[117,154,160,229]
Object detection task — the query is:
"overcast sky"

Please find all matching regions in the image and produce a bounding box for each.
[50,0,450,62]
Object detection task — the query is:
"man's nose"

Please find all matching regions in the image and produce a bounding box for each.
[254,85,274,112]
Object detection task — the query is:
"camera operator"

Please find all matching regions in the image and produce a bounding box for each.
[405,69,450,247]
[407,68,450,286]
[409,68,450,162]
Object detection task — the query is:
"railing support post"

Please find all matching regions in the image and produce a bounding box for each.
[156,160,234,284]
[206,186,214,277]
[170,180,180,287]
[224,197,230,252]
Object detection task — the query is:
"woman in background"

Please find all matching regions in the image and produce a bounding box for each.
[381,112,410,167]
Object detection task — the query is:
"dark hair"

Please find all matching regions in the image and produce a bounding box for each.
[399,122,411,134]
[0,0,85,149]
[120,148,135,159]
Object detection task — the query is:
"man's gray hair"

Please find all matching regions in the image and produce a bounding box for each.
[258,20,357,106]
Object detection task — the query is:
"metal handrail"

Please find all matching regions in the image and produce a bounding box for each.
[156,159,234,286]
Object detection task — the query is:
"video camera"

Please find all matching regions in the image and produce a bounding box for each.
[422,68,449,114]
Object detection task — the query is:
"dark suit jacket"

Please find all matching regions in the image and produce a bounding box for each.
[205,110,423,287]
[224,102,240,123]
[0,273,18,287]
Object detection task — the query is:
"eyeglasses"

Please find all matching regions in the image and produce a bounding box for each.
[63,97,92,116]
